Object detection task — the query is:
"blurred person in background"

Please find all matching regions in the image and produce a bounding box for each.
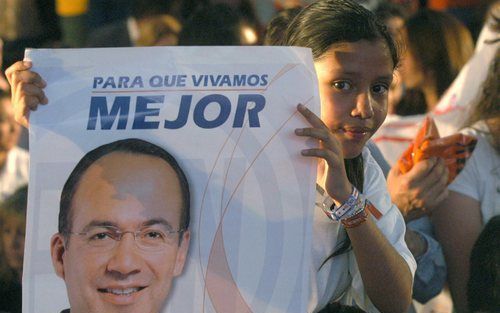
[466,215,500,313]
[0,185,28,313]
[427,0,489,41]
[0,40,10,92]
[179,3,259,46]
[374,2,410,115]
[432,46,500,313]
[85,0,175,47]
[0,0,60,70]
[87,0,133,32]
[371,4,451,310]
[263,6,303,45]
[401,9,474,112]
[373,8,474,166]
[0,91,28,201]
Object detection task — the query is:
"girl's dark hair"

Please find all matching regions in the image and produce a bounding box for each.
[283,0,400,68]
[282,0,392,266]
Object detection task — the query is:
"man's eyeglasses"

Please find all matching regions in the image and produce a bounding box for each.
[67,225,185,252]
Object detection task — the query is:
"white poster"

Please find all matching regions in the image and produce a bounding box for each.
[23,46,319,313]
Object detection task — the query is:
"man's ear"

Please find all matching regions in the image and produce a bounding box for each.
[50,233,66,279]
[173,230,190,277]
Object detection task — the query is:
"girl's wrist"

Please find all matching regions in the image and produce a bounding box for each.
[321,186,369,228]
[330,184,353,205]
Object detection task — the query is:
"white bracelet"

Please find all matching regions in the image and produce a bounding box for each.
[319,186,366,222]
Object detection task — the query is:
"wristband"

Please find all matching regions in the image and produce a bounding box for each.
[341,207,369,228]
[320,186,366,222]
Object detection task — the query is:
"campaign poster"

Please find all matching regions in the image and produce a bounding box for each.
[23,46,320,313]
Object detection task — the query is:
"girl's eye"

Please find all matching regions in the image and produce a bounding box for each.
[332,81,352,90]
[372,84,389,95]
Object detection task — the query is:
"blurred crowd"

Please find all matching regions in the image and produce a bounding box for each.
[0,1,498,313]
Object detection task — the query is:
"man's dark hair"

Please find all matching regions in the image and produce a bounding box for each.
[59,138,190,236]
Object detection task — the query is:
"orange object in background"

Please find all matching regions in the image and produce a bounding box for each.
[397,117,477,184]
[56,0,89,17]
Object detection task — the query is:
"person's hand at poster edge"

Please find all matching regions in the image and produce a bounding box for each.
[5,61,48,128]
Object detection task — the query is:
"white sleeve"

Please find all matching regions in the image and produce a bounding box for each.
[344,148,417,311]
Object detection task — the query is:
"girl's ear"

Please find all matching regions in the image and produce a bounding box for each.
[50,233,66,279]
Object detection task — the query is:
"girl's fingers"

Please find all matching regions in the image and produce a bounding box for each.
[301,148,334,159]
[297,103,326,129]
[295,127,329,141]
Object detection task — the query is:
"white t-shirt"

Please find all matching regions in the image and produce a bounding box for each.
[309,147,416,312]
[447,122,500,224]
[0,146,29,201]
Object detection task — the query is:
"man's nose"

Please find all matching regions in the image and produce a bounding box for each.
[106,233,142,277]
[351,92,374,119]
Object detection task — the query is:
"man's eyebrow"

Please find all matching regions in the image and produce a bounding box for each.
[79,219,176,232]
[142,218,174,229]
[81,221,118,232]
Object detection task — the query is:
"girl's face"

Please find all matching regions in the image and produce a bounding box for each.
[314,39,394,158]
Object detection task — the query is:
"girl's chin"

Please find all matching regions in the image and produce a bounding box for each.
[341,143,365,159]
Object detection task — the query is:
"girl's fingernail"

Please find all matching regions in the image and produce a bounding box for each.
[295,128,303,135]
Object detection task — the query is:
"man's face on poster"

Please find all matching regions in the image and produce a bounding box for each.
[50,152,190,313]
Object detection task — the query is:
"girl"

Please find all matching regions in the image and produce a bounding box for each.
[285,0,415,312]
[5,1,415,311]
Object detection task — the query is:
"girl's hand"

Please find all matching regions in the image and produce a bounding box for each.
[5,61,48,127]
[295,103,352,204]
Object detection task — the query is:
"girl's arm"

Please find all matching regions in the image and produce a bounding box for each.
[347,218,413,313]
[432,191,482,313]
